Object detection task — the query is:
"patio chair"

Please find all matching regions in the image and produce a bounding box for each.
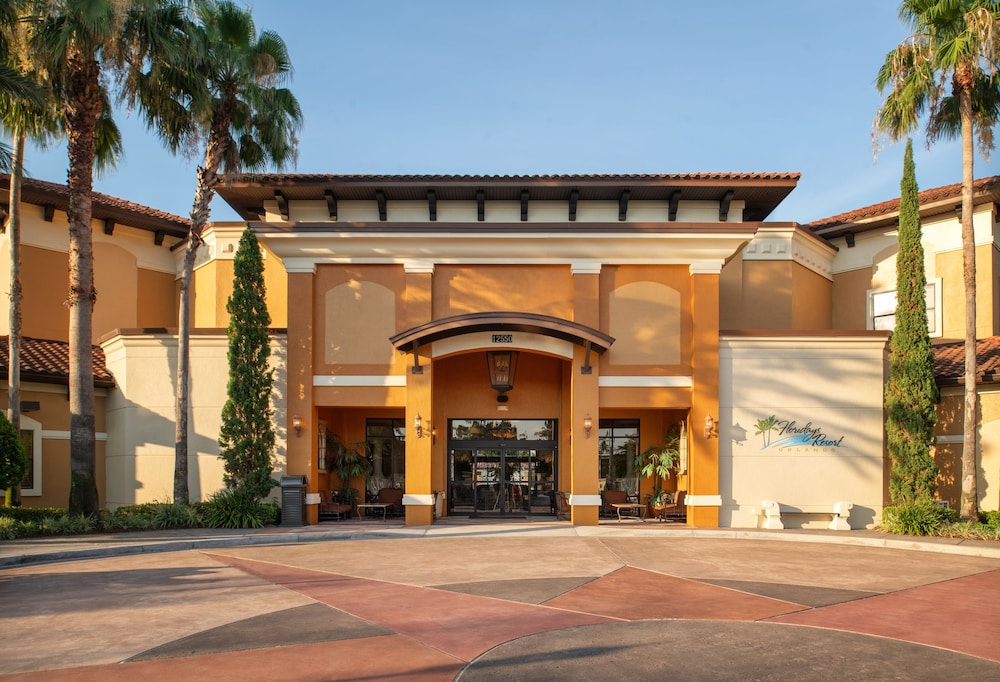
[377,487,405,517]
[601,489,629,518]
[555,491,570,520]
[658,490,686,522]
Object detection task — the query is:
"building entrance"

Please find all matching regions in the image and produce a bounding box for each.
[447,419,557,517]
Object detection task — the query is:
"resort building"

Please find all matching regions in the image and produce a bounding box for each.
[2,172,998,528]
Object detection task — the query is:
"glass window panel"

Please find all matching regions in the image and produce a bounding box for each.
[871,290,897,316]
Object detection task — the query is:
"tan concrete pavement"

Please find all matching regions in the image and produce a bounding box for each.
[1,518,999,680]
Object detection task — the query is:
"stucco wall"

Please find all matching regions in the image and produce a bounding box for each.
[2,385,108,508]
[101,332,288,507]
[935,385,1000,512]
[719,334,888,529]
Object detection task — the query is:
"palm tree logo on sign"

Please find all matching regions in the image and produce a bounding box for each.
[755,415,846,451]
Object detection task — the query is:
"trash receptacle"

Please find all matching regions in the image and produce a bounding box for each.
[280,475,307,526]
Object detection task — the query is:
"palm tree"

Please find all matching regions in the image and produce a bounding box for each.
[875,0,1000,520]
[30,0,182,515]
[2,6,121,506]
[2,0,59,505]
[136,0,301,504]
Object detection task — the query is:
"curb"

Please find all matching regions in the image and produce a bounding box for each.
[3,523,999,568]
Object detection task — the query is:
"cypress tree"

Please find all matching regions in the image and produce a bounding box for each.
[884,139,939,503]
[218,227,276,499]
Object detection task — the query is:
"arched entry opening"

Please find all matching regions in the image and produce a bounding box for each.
[433,350,564,518]
[391,312,614,525]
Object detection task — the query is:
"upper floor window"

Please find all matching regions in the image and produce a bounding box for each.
[869,278,942,338]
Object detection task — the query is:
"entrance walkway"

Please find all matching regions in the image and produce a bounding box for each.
[1,519,998,680]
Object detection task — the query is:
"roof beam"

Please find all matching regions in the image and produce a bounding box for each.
[42,204,55,222]
[520,190,529,222]
[154,230,165,246]
[274,191,289,220]
[324,190,337,220]
[568,190,579,222]
[376,190,387,221]
[618,190,631,221]
[719,190,734,222]
[476,189,485,221]
[427,190,437,221]
[103,219,115,235]
[668,190,681,221]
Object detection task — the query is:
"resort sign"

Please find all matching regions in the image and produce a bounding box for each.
[754,415,846,451]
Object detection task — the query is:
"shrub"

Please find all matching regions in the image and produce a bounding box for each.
[150,503,203,529]
[881,499,956,536]
[100,510,152,532]
[41,514,95,535]
[0,507,66,524]
[978,510,1000,529]
[203,488,274,529]
[0,516,17,540]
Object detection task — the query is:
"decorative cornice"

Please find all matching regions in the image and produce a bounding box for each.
[742,226,836,281]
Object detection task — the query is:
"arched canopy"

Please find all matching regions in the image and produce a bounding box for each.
[390,312,614,359]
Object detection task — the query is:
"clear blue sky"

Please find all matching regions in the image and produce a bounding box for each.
[20,1,980,224]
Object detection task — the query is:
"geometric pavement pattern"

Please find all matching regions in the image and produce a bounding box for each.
[1,533,999,681]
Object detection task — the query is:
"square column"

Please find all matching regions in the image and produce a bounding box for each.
[570,263,601,525]
[286,268,318,523]
[403,263,435,525]
[688,263,722,527]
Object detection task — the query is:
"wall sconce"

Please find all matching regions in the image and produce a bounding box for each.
[583,413,593,438]
[414,413,427,439]
[292,414,302,437]
[704,414,717,439]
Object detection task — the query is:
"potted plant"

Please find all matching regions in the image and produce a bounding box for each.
[633,428,680,513]
[327,434,374,507]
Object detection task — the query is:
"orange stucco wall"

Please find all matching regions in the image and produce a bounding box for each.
[4,388,107,509]
[719,260,831,331]
[432,265,573,319]
[937,244,997,339]
[831,267,872,330]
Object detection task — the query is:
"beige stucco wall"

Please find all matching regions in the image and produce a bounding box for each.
[719,334,888,529]
[101,332,288,507]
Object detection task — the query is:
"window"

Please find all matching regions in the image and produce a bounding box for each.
[367,418,405,491]
[869,278,942,338]
[19,416,42,497]
[598,419,638,495]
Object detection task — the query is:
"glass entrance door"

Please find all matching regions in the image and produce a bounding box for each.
[447,419,557,517]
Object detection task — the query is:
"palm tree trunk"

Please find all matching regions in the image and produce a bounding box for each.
[959,85,979,521]
[5,130,24,508]
[173,239,196,504]
[64,45,101,517]
[174,121,226,503]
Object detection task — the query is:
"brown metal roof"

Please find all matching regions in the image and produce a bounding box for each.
[1,175,190,238]
[933,336,1000,386]
[218,172,800,222]
[0,336,115,389]
[808,176,1000,238]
